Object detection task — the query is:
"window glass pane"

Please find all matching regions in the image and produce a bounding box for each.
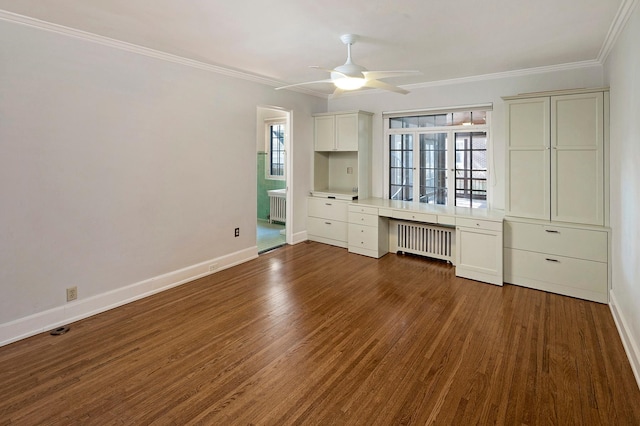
[389,134,414,201]
[452,111,472,126]
[419,133,447,205]
[471,111,487,125]
[454,131,487,208]
[390,117,403,129]
[403,116,419,128]
[269,123,285,177]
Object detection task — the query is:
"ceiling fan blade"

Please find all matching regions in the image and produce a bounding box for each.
[330,87,345,98]
[275,79,335,90]
[362,70,421,80]
[363,79,409,95]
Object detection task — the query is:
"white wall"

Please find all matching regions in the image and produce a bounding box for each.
[328,67,605,209]
[0,18,325,344]
[604,2,640,385]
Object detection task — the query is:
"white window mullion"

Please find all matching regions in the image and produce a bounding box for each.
[412,132,420,203]
[447,130,455,207]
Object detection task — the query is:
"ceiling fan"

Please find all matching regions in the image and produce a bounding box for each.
[276,34,420,96]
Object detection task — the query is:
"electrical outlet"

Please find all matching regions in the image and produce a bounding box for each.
[234,228,240,237]
[347,167,353,174]
[209,263,218,272]
[66,286,78,302]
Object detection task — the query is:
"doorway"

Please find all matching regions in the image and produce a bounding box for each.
[256,106,291,253]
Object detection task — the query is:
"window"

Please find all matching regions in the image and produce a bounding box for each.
[266,120,285,179]
[386,109,490,208]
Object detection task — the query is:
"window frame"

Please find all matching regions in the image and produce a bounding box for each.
[265,119,286,180]
[383,108,492,208]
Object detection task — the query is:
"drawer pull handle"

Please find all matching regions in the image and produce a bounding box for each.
[324,222,332,225]
[545,230,559,233]
[325,203,332,206]
[545,258,559,262]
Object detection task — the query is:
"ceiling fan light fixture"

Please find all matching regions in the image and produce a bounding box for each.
[333,77,366,90]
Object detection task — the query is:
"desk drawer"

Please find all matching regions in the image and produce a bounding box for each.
[348,211,379,227]
[348,224,379,251]
[348,204,378,215]
[307,217,348,242]
[393,210,437,224]
[308,197,348,222]
[456,217,503,232]
[504,221,607,262]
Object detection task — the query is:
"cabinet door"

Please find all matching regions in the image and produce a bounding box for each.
[505,98,550,220]
[455,226,503,286]
[551,92,604,225]
[314,115,336,151]
[335,113,359,151]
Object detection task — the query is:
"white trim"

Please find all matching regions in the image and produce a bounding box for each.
[597,0,639,63]
[403,61,603,91]
[0,248,258,347]
[0,9,328,99]
[610,291,640,391]
[291,230,309,245]
[383,103,493,118]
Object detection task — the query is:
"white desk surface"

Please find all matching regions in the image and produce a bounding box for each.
[352,198,505,222]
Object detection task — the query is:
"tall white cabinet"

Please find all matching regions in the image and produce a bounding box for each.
[503,88,610,303]
[308,111,373,248]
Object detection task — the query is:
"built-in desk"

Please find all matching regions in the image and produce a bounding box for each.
[349,198,504,286]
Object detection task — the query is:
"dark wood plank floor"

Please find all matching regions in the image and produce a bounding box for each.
[1,242,639,425]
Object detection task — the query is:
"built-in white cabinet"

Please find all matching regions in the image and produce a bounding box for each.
[504,220,609,303]
[347,204,388,258]
[505,89,606,226]
[307,197,349,248]
[503,88,610,303]
[455,218,503,286]
[314,113,361,151]
[312,111,373,200]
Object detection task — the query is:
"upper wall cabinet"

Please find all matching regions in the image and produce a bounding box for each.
[504,89,607,226]
[314,111,370,151]
[312,111,373,199]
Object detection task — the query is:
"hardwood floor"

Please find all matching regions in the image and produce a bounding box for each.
[1,242,639,425]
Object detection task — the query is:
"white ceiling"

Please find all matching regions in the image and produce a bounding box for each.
[0,0,624,96]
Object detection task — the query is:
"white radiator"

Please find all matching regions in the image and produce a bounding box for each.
[389,219,455,264]
[268,190,286,224]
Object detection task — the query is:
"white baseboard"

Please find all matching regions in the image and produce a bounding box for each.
[0,247,257,347]
[291,230,308,245]
[610,290,640,390]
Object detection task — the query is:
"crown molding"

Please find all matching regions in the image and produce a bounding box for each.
[333,60,602,98]
[0,9,328,99]
[597,0,639,63]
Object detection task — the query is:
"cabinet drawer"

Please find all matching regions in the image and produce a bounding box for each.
[393,210,437,224]
[456,217,503,232]
[505,248,607,297]
[348,224,379,251]
[308,197,348,222]
[307,217,348,242]
[504,221,607,262]
[348,204,378,215]
[348,211,379,227]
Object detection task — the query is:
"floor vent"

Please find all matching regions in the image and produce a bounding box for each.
[389,220,455,263]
